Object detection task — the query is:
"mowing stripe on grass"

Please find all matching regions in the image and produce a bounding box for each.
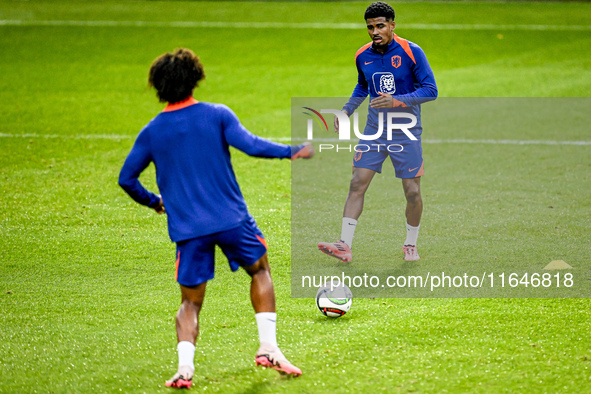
[1,133,590,145]
[1,20,590,31]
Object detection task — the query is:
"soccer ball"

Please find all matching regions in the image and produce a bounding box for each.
[315,281,353,318]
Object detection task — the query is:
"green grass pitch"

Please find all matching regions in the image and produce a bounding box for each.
[1,1,590,392]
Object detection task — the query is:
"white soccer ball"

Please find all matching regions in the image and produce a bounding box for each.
[315,281,353,318]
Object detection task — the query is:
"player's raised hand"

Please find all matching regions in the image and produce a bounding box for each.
[370,92,407,108]
[291,142,315,160]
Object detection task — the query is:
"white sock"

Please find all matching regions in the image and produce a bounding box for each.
[341,217,357,248]
[255,312,277,348]
[405,223,420,246]
[177,341,195,370]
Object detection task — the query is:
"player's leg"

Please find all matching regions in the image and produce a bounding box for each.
[402,176,422,227]
[176,283,207,344]
[218,217,302,377]
[242,255,302,376]
[242,252,275,313]
[403,176,422,256]
[242,254,278,351]
[391,140,423,261]
[165,283,206,389]
[318,167,378,262]
[166,236,215,388]
[343,167,377,221]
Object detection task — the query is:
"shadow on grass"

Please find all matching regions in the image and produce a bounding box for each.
[190,364,301,394]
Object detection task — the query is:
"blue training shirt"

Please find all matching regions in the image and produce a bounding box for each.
[342,34,437,139]
[119,99,295,242]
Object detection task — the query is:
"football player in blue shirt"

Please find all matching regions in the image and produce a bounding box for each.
[318,1,437,262]
[119,48,312,388]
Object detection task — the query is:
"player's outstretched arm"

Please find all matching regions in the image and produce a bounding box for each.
[221,105,314,160]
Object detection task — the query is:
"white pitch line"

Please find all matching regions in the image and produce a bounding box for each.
[1,133,589,146]
[280,137,591,145]
[427,138,591,146]
[405,23,591,31]
[0,132,132,140]
[0,19,589,31]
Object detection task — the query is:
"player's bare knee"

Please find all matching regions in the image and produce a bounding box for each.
[349,177,370,195]
[404,188,421,204]
[243,254,270,277]
[180,298,203,312]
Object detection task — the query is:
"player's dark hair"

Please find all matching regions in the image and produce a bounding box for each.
[364,1,395,21]
[148,48,205,104]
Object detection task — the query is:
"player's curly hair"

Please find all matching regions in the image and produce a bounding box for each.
[364,1,395,21]
[148,48,205,104]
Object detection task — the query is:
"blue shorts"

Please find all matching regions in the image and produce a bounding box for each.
[353,137,424,178]
[175,215,268,287]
